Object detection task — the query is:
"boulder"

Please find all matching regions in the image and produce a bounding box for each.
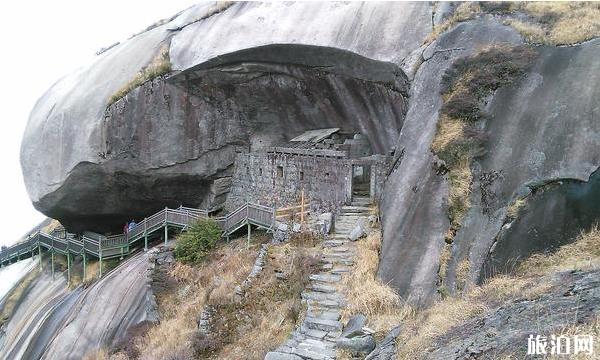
[21,2,431,233]
[349,222,367,241]
[365,325,402,360]
[337,335,376,355]
[341,314,367,338]
[318,212,334,235]
[337,314,376,355]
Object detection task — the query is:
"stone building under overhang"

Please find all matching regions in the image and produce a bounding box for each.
[226,128,391,212]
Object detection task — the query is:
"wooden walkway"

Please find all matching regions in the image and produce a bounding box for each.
[0,202,275,280]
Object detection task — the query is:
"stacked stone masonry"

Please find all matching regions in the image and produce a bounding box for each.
[227,130,391,213]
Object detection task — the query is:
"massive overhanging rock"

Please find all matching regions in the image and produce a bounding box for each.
[20,1,431,232]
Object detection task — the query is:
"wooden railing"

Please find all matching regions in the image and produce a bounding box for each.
[0,202,275,267]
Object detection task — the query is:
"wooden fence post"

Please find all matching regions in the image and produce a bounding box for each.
[164,207,169,245]
[144,217,148,251]
[247,223,251,249]
[99,248,103,279]
[51,250,55,280]
[67,253,71,286]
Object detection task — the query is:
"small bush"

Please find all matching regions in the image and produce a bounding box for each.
[192,332,221,356]
[289,230,321,248]
[174,219,222,265]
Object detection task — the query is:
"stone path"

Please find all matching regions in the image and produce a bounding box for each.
[265,197,372,360]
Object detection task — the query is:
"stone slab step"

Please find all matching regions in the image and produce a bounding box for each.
[302,291,342,302]
[265,351,303,360]
[304,317,343,332]
[300,327,328,340]
[321,263,333,270]
[323,240,347,247]
[321,258,354,266]
[306,309,341,321]
[310,273,342,283]
[309,283,337,293]
[331,266,351,275]
[299,338,336,349]
[341,205,371,212]
[293,346,335,360]
[306,299,341,309]
[322,251,353,258]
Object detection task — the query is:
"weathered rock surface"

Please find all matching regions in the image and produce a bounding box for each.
[379,19,523,305]
[452,39,600,287]
[428,269,600,359]
[21,1,431,233]
[0,252,156,359]
[379,16,600,304]
[365,325,402,360]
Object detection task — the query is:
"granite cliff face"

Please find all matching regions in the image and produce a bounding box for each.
[0,253,155,360]
[21,2,600,307]
[379,19,600,304]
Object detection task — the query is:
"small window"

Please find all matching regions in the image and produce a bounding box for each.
[324,172,330,178]
[300,171,304,180]
[277,166,284,177]
[259,168,263,176]
[246,166,250,175]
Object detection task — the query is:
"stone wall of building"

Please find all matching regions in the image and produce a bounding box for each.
[225,150,390,212]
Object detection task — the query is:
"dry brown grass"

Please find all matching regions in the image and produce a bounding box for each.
[437,243,452,298]
[431,116,466,155]
[512,2,600,45]
[426,2,482,44]
[397,226,600,359]
[108,45,171,106]
[455,258,471,291]
[550,316,600,360]
[82,348,128,360]
[447,157,473,229]
[397,273,555,359]
[41,219,62,234]
[428,2,599,46]
[210,239,320,359]
[506,198,527,220]
[341,231,415,338]
[129,231,320,360]
[396,295,488,359]
[517,225,600,276]
[0,268,39,327]
[133,238,257,359]
[504,19,547,44]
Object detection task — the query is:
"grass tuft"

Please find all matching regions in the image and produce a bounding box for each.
[515,2,600,45]
[108,46,171,106]
[425,2,481,44]
[517,225,600,276]
[433,45,536,237]
[506,198,527,220]
[341,230,415,338]
[397,226,600,359]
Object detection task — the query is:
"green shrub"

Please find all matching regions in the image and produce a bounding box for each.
[174,219,222,264]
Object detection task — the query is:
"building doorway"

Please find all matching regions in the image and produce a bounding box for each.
[352,164,371,198]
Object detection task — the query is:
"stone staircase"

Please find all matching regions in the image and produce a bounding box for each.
[266,197,372,360]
